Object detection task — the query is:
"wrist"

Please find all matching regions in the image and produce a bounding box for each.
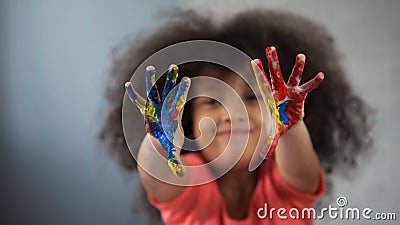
[280,120,305,138]
[144,134,168,158]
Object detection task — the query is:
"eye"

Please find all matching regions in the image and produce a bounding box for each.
[205,98,220,105]
[196,97,221,106]
[245,95,258,101]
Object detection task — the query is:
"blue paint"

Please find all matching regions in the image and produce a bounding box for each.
[277,101,289,125]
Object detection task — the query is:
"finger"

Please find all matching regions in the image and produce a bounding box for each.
[145,65,156,94]
[161,77,191,138]
[300,72,324,94]
[171,77,191,114]
[266,46,286,100]
[162,64,179,101]
[287,54,305,87]
[125,82,146,114]
[251,59,272,91]
[145,65,161,105]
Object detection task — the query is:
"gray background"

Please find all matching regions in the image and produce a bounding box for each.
[1,0,399,224]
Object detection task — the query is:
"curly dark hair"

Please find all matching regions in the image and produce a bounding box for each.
[99,8,374,222]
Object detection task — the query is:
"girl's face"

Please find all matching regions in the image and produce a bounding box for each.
[190,71,264,171]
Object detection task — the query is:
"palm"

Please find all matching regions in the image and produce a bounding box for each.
[125,64,190,176]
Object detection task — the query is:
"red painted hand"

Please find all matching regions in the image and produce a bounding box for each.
[251,46,324,158]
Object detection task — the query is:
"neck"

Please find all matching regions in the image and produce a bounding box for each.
[218,168,258,188]
[217,168,259,220]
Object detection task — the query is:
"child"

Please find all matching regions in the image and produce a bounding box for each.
[99,9,373,225]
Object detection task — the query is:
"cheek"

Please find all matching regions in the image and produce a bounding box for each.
[247,104,262,124]
[191,113,218,147]
[191,117,201,139]
[191,113,204,138]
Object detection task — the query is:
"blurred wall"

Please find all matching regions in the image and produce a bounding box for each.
[1,0,399,225]
[1,1,177,224]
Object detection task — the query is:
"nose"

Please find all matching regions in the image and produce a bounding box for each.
[219,99,247,123]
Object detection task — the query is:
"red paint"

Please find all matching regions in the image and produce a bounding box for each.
[257,46,325,158]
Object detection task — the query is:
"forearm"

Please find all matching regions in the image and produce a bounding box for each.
[274,121,321,193]
[137,134,187,202]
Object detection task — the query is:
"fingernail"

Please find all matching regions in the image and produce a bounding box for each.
[297,54,306,62]
[146,65,155,71]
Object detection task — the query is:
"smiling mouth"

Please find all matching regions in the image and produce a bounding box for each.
[217,130,251,136]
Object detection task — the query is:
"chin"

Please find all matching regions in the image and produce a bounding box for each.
[230,155,254,171]
[230,164,248,172]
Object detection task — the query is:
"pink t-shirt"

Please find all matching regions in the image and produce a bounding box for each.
[148,153,325,225]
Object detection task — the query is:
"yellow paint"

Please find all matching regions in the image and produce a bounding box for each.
[145,101,158,122]
[168,159,184,177]
[171,66,179,78]
[267,98,283,128]
[176,95,186,111]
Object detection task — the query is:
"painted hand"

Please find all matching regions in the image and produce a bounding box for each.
[125,65,190,176]
[251,46,324,158]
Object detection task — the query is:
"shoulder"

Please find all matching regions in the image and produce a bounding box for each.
[260,156,326,206]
